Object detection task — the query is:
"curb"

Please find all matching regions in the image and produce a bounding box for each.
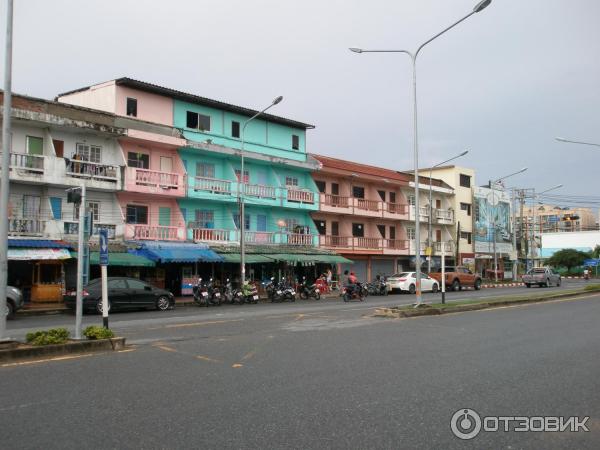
[374,289,599,319]
[481,283,522,289]
[0,337,127,363]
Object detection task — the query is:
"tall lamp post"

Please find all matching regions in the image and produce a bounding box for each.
[530,184,563,265]
[427,150,469,273]
[555,137,600,148]
[490,167,527,282]
[239,96,283,285]
[350,0,492,306]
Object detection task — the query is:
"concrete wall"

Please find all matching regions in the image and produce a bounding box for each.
[115,86,174,125]
[58,81,117,114]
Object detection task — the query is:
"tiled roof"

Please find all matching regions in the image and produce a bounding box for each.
[7,239,72,249]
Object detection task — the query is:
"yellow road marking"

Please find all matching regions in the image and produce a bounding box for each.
[153,343,178,353]
[0,347,137,368]
[196,355,222,363]
[232,363,243,368]
[162,318,244,329]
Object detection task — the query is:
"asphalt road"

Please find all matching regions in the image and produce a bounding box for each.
[1,280,599,449]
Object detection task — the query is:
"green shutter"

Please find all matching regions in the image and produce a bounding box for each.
[27,136,43,155]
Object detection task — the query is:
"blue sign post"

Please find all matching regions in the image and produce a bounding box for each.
[99,229,109,328]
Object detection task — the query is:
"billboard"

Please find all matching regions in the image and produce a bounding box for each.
[473,186,513,254]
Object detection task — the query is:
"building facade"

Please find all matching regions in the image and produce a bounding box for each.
[311,155,455,281]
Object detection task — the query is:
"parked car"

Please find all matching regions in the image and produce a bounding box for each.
[522,267,562,288]
[64,277,175,313]
[386,272,439,294]
[4,286,24,319]
[429,266,482,291]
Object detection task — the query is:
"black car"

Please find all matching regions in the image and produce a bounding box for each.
[64,277,175,314]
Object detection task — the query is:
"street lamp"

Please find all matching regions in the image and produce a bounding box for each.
[555,137,600,148]
[427,150,469,273]
[350,0,492,306]
[239,96,283,286]
[530,184,563,266]
[490,167,527,283]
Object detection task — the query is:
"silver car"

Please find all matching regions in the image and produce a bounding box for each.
[4,286,24,319]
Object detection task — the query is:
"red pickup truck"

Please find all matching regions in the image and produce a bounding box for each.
[428,266,482,291]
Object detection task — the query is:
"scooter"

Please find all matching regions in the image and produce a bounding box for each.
[241,282,259,304]
[341,283,365,302]
[205,278,222,306]
[223,279,243,305]
[366,278,388,296]
[192,278,209,306]
[298,277,321,300]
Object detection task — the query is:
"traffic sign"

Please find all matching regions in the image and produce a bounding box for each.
[99,229,109,266]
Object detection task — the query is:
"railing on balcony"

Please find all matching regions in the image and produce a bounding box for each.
[323,194,350,208]
[355,199,380,212]
[132,225,181,241]
[65,160,119,181]
[8,217,45,236]
[287,188,315,204]
[354,237,380,249]
[243,231,276,244]
[192,228,231,242]
[64,222,117,238]
[435,209,454,222]
[4,153,45,173]
[244,184,276,199]
[384,239,409,250]
[433,241,454,252]
[134,168,179,189]
[285,233,315,246]
[194,176,233,195]
[385,203,408,215]
[320,235,351,248]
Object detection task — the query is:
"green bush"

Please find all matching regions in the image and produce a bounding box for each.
[83,325,114,340]
[26,328,70,346]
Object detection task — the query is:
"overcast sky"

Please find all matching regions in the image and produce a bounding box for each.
[2,0,599,205]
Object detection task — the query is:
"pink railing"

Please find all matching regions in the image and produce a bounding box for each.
[355,199,380,212]
[385,239,409,250]
[385,203,408,215]
[194,176,232,194]
[287,189,315,204]
[132,225,181,241]
[286,233,315,246]
[320,235,351,248]
[193,228,231,242]
[354,237,380,249]
[323,194,350,208]
[135,168,179,188]
[243,231,276,244]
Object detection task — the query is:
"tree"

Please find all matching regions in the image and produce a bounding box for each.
[591,245,600,259]
[546,248,589,272]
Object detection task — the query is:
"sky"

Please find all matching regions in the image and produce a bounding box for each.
[1,0,599,208]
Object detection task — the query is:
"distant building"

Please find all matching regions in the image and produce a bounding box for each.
[519,204,597,234]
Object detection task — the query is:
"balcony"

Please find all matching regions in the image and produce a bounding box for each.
[435,209,454,224]
[126,167,185,196]
[194,176,233,196]
[319,194,409,219]
[243,231,277,244]
[287,188,315,204]
[8,217,46,236]
[319,235,408,255]
[192,228,233,243]
[63,222,117,239]
[409,205,430,222]
[66,160,119,182]
[126,224,185,241]
[383,202,408,218]
[9,153,45,173]
[244,183,276,200]
[433,241,454,253]
[283,233,316,246]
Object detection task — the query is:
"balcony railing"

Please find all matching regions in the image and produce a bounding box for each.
[319,235,406,251]
[6,153,45,173]
[65,160,119,181]
[131,224,182,241]
[435,209,454,222]
[243,231,276,244]
[385,203,408,215]
[285,233,315,246]
[320,235,351,247]
[134,168,179,189]
[354,237,380,249]
[323,194,350,208]
[433,241,454,252]
[64,222,117,238]
[8,217,45,236]
[384,239,409,250]
[244,184,276,199]
[355,199,380,212]
[287,188,315,204]
[194,176,233,195]
[192,228,231,242]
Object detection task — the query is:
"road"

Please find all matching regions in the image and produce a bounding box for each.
[2,281,599,449]
[6,279,589,341]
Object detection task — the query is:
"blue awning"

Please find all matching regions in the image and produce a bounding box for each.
[8,239,72,249]
[129,242,223,263]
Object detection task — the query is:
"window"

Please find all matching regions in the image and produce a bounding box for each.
[234,169,249,183]
[315,180,326,193]
[76,143,101,163]
[352,223,364,237]
[196,163,215,178]
[194,210,214,229]
[352,186,365,198]
[127,152,149,169]
[49,197,62,220]
[331,221,339,236]
[377,224,386,238]
[292,134,300,150]
[232,121,240,138]
[435,229,442,242]
[233,213,250,230]
[314,219,326,235]
[389,192,396,204]
[126,98,137,117]
[285,218,299,233]
[408,195,415,206]
[407,227,416,240]
[435,199,441,209]
[331,183,339,195]
[126,205,148,224]
[186,111,211,131]
[461,231,472,244]
[108,279,128,289]
[26,136,43,155]
[257,215,267,232]
[377,190,386,202]
[126,279,148,290]
[52,140,64,158]
[23,195,41,217]
[74,201,100,221]
[285,176,299,187]
[459,174,471,188]
[460,202,472,216]
[389,226,396,240]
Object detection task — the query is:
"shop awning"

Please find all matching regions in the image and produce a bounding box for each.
[7,248,72,261]
[130,242,223,263]
[262,253,352,264]
[8,239,72,249]
[219,253,273,264]
[71,252,155,267]
[314,255,354,264]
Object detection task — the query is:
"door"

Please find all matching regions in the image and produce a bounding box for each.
[159,207,171,226]
[256,170,268,186]
[435,199,441,209]
[331,183,339,195]
[107,278,130,308]
[435,229,442,242]
[371,259,395,281]
[160,156,173,173]
[126,279,155,307]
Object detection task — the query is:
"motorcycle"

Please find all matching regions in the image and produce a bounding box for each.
[341,283,366,302]
[205,278,222,306]
[266,278,295,303]
[223,279,243,305]
[192,278,209,306]
[298,277,321,300]
[240,281,259,304]
[366,278,388,296]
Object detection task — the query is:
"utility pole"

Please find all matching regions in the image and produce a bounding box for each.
[511,188,518,281]
[75,185,86,340]
[0,0,14,341]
